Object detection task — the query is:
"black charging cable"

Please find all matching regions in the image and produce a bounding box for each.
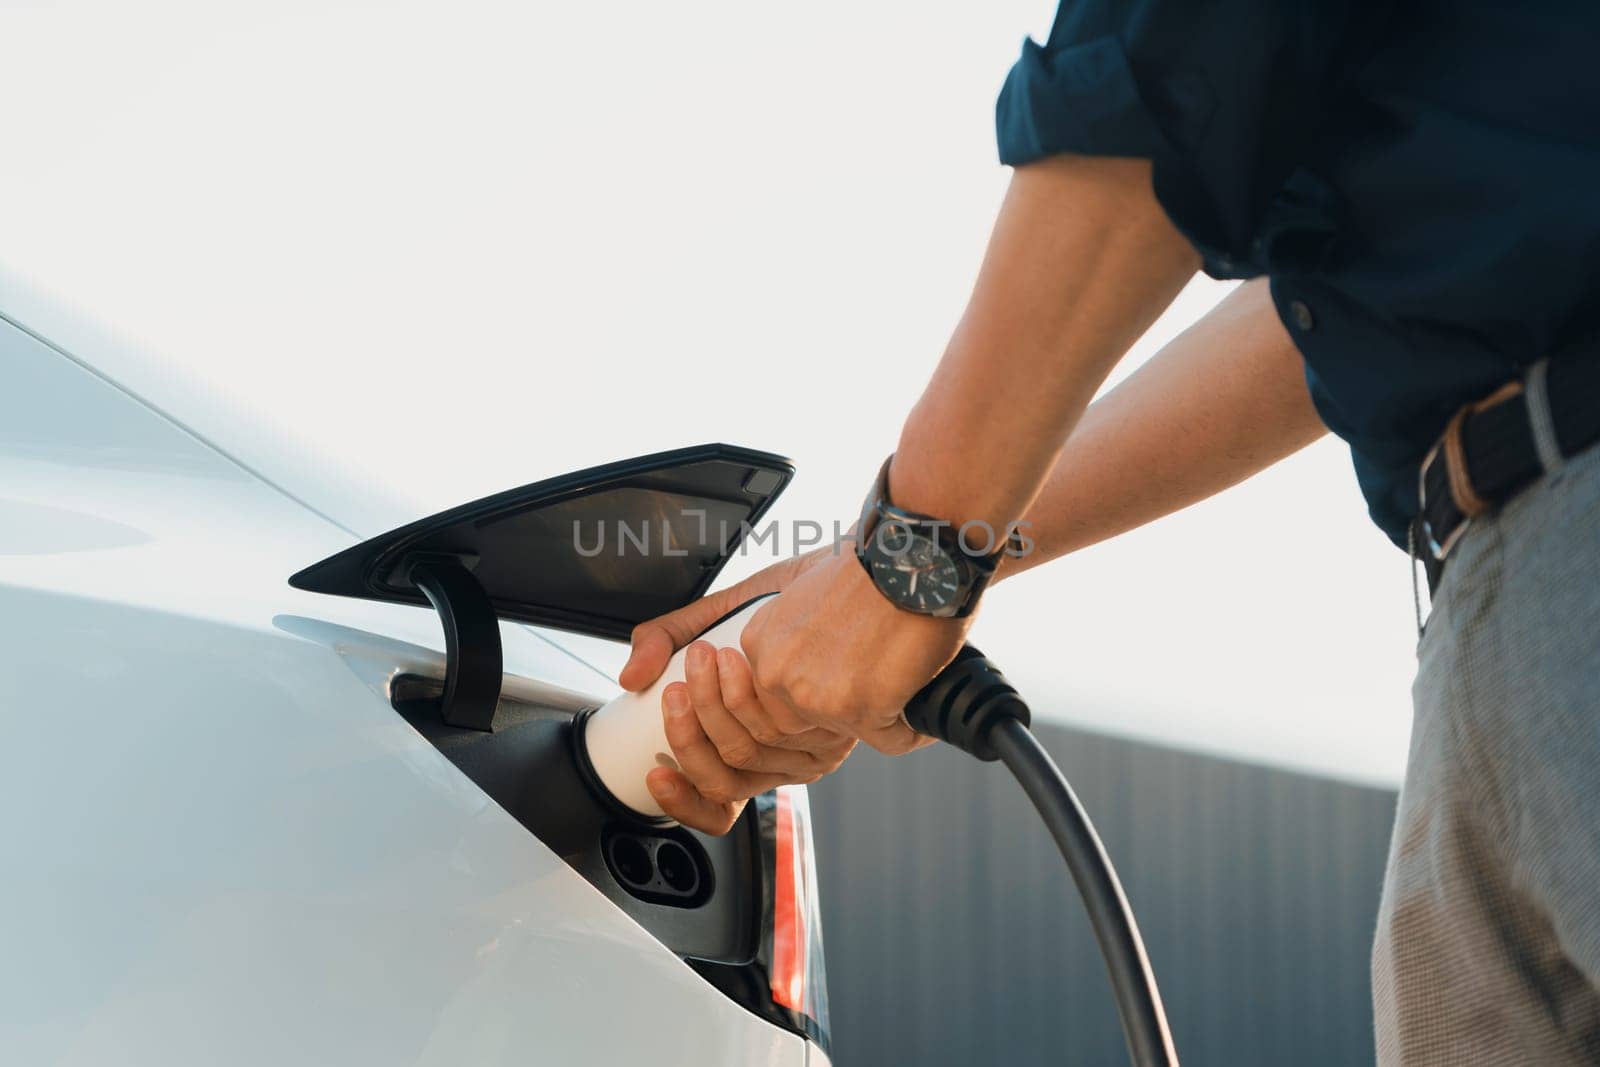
[905,645,1179,1067]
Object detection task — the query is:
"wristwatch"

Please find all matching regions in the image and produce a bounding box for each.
[855,456,1014,618]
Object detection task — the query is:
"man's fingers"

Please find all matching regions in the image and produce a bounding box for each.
[685,645,780,770]
[690,690,839,780]
[859,714,930,756]
[619,554,822,695]
[715,647,820,745]
[662,683,790,803]
[619,589,741,691]
[683,643,727,722]
[645,768,741,835]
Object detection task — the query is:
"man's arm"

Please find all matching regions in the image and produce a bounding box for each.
[623,156,1194,690]
[1001,276,1324,576]
[624,270,1322,832]
[725,156,1202,756]
[889,155,1202,537]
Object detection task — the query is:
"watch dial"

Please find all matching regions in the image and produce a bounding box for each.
[868,524,962,614]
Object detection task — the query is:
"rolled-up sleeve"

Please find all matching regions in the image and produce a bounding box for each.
[997,0,1362,277]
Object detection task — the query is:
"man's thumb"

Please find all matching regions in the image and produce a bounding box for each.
[618,623,677,692]
[617,588,739,691]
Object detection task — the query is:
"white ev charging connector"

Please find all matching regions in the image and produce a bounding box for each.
[575,597,768,820]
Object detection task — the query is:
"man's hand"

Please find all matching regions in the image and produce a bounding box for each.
[737,550,962,755]
[643,637,857,833]
[619,548,859,834]
[618,546,962,833]
[618,549,817,693]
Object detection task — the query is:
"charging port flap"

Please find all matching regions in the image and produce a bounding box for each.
[289,444,792,731]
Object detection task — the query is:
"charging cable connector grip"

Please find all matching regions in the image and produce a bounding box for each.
[904,645,1030,761]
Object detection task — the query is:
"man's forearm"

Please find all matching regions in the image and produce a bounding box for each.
[1001,277,1326,577]
[889,156,1201,535]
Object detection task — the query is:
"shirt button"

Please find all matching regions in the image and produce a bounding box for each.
[1288,299,1315,331]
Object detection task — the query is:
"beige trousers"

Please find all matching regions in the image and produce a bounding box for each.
[1375,436,1600,1064]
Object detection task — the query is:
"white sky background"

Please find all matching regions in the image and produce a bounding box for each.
[1,0,1417,787]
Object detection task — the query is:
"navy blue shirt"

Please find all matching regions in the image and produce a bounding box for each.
[997,0,1600,546]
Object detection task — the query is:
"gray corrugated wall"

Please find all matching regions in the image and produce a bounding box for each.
[807,722,1398,1066]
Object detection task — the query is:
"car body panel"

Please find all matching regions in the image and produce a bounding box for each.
[0,265,616,681]
[0,308,807,1064]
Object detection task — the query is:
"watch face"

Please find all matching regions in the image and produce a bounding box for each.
[866,523,964,615]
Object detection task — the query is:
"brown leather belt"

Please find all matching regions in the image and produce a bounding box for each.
[1414,356,1600,593]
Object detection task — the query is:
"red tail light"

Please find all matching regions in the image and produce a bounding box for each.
[687,784,831,1052]
[768,785,830,1036]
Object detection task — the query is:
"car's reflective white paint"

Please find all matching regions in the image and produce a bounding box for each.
[0,295,810,1064]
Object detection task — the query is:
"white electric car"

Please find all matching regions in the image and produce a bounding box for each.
[0,277,830,1066]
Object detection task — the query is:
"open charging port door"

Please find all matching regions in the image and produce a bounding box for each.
[289,445,792,965]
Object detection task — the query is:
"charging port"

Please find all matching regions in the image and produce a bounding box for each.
[602,824,713,908]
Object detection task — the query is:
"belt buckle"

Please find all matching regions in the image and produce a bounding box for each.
[1418,437,1469,561]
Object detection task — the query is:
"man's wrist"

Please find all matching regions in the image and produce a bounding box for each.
[854,456,1022,618]
[884,452,1025,559]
